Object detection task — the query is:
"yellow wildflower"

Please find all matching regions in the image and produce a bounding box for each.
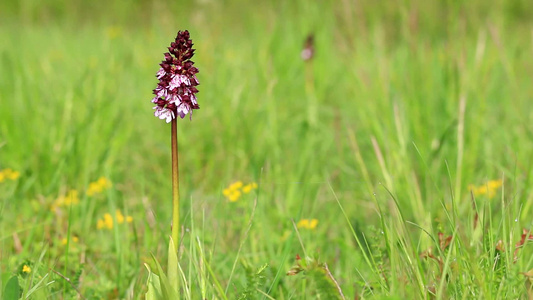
[98,177,112,187]
[229,181,243,190]
[52,189,80,210]
[223,188,232,196]
[97,210,132,230]
[22,265,31,273]
[297,219,309,228]
[0,168,20,182]
[87,177,112,196]
[61,236,79,245]
[228,190,241,202]
[63,190,79,205]
[8,171,20,180]
[223,181,258,201]
[488,179,502,189]
[5,169,20,180]
[242,185,253,193]
[309,219,318,229]
[469,179,503,199]
[242,182,259,193]
[116,210,125,224]
[97,219,105,229]
[104,213,113,229]
[476,186,488,196]
[297,218,319,230]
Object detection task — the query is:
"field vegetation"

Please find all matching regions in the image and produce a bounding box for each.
[1,0,533,298]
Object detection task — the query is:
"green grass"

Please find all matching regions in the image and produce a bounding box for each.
[1,0,533,298]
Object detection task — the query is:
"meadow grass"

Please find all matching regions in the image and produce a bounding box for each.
[1,0,533,298]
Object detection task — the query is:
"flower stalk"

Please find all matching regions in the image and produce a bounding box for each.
[171,118,180,248]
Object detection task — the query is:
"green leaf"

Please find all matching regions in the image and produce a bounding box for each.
[4,276,21,300]
[151,254,179,299]
[25,273,50,298]
[145,264,163,300]
[167,237,179,292]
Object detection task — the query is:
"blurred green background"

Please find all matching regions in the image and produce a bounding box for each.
[1,0,533,298]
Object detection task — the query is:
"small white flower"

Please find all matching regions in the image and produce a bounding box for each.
[154,107,175,123]
[168,94,181,104]
[169,74,190,89]
[156,68,166,79]
[155,87,167,98]
[170,75,181,89]
[176,104,190,118]
[181,75,191,86]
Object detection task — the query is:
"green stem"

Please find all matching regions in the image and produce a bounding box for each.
[171,118,180,250]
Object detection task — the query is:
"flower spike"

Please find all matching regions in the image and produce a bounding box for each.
[152,30,200,122]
